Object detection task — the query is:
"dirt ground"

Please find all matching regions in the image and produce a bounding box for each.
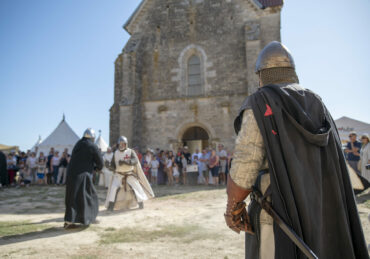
[0,185,369,259]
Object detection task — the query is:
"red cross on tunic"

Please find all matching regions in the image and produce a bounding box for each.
[264,104,273,117]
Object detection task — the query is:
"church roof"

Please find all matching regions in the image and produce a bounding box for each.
[123,0,283,34]
[253,0,283,9]
[123,0,146,34]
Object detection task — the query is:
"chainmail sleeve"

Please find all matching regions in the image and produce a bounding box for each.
[230,109,268,189]
[130,150,138,165]
[109,153,116,171]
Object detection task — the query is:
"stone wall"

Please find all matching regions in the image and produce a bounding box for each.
[110,0,281,151]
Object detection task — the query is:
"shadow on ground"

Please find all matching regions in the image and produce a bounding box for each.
[0,226,89,246]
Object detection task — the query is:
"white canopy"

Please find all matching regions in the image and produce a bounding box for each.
[334,116,370,143]
[95,132,108,152]
[31,135,42,153]
[37,116,80,156]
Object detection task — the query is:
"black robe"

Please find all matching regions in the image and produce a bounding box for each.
[0,151,8,186]
[235,83,368,259]
[64,137,103,225]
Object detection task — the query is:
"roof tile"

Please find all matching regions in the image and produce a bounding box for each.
[255,0,283,9]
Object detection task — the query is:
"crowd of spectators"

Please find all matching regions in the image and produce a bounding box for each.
[0,147,70,187]
[1,132,369,189]
[344,132,370,182]
[0,144,233,188]
[126,144,234,187]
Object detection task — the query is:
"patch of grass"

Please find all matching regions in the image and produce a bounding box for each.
[0,221,50,237]
[25,249,38,256]
[100,224,200,244]
[49,192,65,199]
[71,256,99,259]
[182,231,222,244]
[104,227,116,232]
[363,200,370,209]
[2,249,19,257]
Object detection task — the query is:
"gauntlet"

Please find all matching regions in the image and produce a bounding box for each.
[224,174,254,234]
[118,160,131,166]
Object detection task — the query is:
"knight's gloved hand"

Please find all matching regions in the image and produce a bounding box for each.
[118,160,125,166]
[224,174,253,234]
[224,201,253,234]
[118,160,131,166]
[104,161,110,168]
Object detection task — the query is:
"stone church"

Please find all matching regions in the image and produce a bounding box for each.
[110,0,283,152]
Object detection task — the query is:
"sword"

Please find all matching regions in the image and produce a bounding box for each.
[250,187,318,259]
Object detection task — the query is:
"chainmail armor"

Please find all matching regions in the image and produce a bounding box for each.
[260,67,299,86]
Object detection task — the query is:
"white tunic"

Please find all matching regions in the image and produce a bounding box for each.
[99,152,114,187]
[114,149,135,173]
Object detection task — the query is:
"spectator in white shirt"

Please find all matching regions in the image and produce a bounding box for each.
[26,152,38,184]
[181,153,188,185]
[51,151,60,184]
[217,144,227,185]
[199,149,209,185]
[191,149,202,163]
[150,155,159,185]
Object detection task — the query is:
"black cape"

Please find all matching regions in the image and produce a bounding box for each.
[64,137,103,225]
[235,84,368,259]
[0,151,8,186]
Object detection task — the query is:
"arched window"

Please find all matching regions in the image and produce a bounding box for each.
[187,55,202,95]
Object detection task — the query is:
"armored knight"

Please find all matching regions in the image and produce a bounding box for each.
[225,41,368,259]
[105,136,154,211]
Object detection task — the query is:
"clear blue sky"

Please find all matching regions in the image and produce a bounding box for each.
[0,0,369,151]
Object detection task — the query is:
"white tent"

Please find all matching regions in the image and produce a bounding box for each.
[95,131,108,152]
[334,116,370,143]
[37,116,80,155]
[31,135,42,153]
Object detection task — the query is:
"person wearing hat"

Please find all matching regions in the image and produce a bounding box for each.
[345,131,362,174]
[225,41,367,258]
[360,133,370,181]
[105,136,154,211]
[64,128,103,229]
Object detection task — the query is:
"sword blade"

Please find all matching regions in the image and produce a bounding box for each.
[263,201,318,259]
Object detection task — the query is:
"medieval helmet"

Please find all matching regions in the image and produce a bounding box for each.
[255,41,295,74]
[83,128,96,139]
[117,136,128,144]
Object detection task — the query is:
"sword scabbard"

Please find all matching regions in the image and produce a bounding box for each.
[251,189,318,259]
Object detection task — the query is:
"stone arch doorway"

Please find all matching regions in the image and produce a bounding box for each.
[181,126,209,154]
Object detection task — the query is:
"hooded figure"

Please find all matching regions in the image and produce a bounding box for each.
[225,41,368,259]
[105,136,154,211]
[64,128,103,228]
